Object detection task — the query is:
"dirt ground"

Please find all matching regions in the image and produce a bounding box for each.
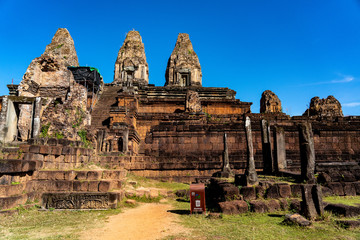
[80,202,187,240]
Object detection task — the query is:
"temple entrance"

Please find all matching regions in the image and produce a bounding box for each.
[118,137,124,152]
[180,73,190,86]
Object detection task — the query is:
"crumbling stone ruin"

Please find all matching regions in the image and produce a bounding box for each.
[113,31,149,87]
[260,90,282,113]
[303,95,343,117]
[165,33,202,87]
[0,29,359,213]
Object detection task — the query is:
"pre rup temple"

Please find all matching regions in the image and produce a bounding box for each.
[0,28,359,211]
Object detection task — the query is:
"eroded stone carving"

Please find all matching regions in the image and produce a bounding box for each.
[165,33,202,87]
[43,193,115,209]
[303,95,343,117]
[113,31,149,86]
[185,90,202,113]
[260,90,282,113]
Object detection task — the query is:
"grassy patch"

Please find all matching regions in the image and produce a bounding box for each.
[0,207,120,240]
[257,174,298,184]
[324,196,360,207]
[126,173,188,191]
[165,200,360,240]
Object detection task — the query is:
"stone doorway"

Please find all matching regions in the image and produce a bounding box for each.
[180,73,190,86]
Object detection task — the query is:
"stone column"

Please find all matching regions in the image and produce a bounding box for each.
[301,184,324,220]
[261,119,274,174]
[298,122,315,183]
[244,116,259,186]
[123,128,129,153]
[32,97,42,139]
[0,96,8,142]
[274,126,286,171]
[222,133,232,175]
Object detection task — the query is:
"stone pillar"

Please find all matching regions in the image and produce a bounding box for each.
[222,133,233,176]
[274,126,286,171]
[96,130,106,153]
[123,128,129,153]
[18,103,33,141]
[298,122,315,183]
[244,116,259,186]
[32,97,42,138]
[0,96,8,142]
[301,184,324,220]
[261,119,274,174]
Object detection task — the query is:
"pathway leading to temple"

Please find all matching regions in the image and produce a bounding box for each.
[81,202,187,240]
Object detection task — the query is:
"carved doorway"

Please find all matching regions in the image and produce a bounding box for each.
[118,137,123,152]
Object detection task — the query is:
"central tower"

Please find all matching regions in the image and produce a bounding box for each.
[165,33,202,87]
[113,31,149,87]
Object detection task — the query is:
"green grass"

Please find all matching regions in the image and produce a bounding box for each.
[0,207,121,240]
[164,200,360,240]
[324,196,360,207]
[126,173,189,191]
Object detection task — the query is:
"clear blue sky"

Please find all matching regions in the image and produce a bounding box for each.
[1,0,360,116]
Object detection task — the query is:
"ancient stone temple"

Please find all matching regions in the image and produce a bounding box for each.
[0,28,360,212]
[303,95,343,117]
[165,33,202,87]
[260,90,282,113]
[113,31,149,87]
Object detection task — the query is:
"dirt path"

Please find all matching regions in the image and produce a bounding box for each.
[80,203,187,240]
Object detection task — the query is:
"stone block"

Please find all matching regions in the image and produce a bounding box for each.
[72,181,88,191]
[99,181,112,192]
[324,203,360,217]
[219,200,248,214]
[279,198,288,210]
[278,184,291,198]
[39,145,51,155]
[353,182,360,195]
[343,183,356,196]
[51,146,62,156]
[75,171,87,180]
[328,182,344,196]
[266,185,280,199]
[341,171,356,182]
[87,171,101,180]
[19,144,30,153]
[62,146,72,155]
[47,138,58,146]
[221,184,240,201]
[290,184,302,198]
[283,213,311,227]
[267,199,281,212]
[88,181,99,192]
[255,186,265,198]
[42,192,118,209]
[249,200,268,213]
[55,180,73,191]
[321,186,333,196]
[289,198,301,212]
[240,187,256,201]
[29,145,40,153]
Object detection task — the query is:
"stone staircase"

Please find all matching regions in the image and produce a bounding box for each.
[35,169,127,209]
[91,85,122,129]
[0,145,128,210]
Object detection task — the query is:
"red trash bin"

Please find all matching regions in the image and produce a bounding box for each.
[190,183,206,214]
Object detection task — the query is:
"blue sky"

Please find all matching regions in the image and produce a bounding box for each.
[0,0,359,116]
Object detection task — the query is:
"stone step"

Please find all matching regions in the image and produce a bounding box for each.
[35,170,127,181]
[0,159,42,174]
[0,183,26,197]
[32,179,125,192]
[0,192,40,210]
